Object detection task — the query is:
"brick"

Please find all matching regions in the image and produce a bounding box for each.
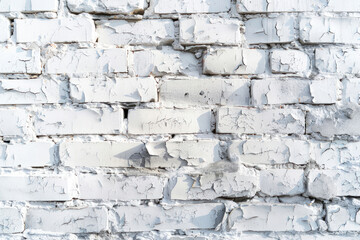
[0,16,10,42]
[97,19,175,46]
[128,109,211,134]
[0,47,41,74]
[271,50,311,75]
[0,0,58,12]
[203,48,267,75]
[229,203,321,231]
[308,170,360,199]
[0,142,55,167]
[217,108,305,134]
[240,233,359,240]
[35,107,123,135]
[334,142,360,168]
[160,78,250,107]
[316,48,360,75]
[67,0,145,14]
[0,79,66,104]
[260,169,305,196]
[60,141,145,167]
[46,48,127,74]
[310,141,339,169]
[145,139,222,168]
[326,201,360,231]
[342,78,360,104]
[133,47,199,77]
[165,139,221,165]
[300,17,360,44]
[0,208,23,234]
[170,166,259,200]
[252,79,337,105]
[78,174,164,200]
[180,15,242,45]
[70,77,157,103]
[0,174,74,201]
[0,109,29,137]
[245,16,295,44]
[19,235,64,240]
[26,207,108,233]
[151,0,231,14]
[112,203,225,232]
[306,105,360,137]
[229,139,310,165]
[60,139,221,168]
[15,17,95,44]
[237,0,360,13]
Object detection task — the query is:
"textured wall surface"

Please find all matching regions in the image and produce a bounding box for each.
[0,0,359,239]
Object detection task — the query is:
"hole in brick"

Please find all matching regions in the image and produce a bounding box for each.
[132,8,144,15]
[123,109,129,119]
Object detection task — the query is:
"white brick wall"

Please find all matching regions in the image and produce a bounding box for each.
[0,0,358,238]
